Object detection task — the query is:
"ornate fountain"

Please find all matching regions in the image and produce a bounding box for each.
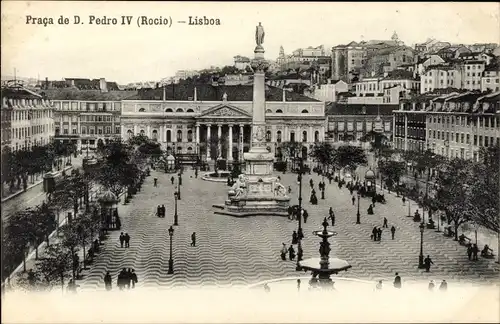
[299,218,352,289]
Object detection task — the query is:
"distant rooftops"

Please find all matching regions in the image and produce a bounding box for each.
[326,102,398,116]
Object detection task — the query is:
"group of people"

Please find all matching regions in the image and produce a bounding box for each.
[375,273,447,291]
[104,268,138,290]
[156,205,167,218]
[287,206,309,223]
[119,232,131,248]
[280,242,302,262]
[371,221,397,241]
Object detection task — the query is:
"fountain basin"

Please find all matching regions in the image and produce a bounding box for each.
[201,172,231,183]
[299,257,352,274]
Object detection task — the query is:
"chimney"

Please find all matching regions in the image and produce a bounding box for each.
[163,85,166,101]
[45,77,49,90]
[194,86,197,101]
[100,78,108,93]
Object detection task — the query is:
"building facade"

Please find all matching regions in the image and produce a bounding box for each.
[326,103,395,145]
[481,64,500,92]
[393,100,428,152]
[120,84,326,162]
[1,83,54,151]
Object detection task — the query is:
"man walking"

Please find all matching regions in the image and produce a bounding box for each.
[161,205,166,218]
[390,226,396,240]
[191,232,196,247]
[171,176,175,185]
[424,255,434,272]
[124,233,130,248]
[393,272,402,289]
[119,232,125,248]
[154,178,158,187]
[352,196,355,206]
[383,217,388,228]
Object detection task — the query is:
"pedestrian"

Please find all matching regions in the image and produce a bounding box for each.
[329,214,335,227]
[376,280,383,291]
[329,207,334,218]
[371,196,376,207]
[124,233,130,248]
[117,268,126,290]
[377,228,382,241]
[428,280,435,291]
[154,178,158,187]
[383,217,388,228]
[195,169,198,178]
[402,196,406,205]
[161,204,166,218]
[297,279,301,291]
[472,244,479,261]
[390,226,396,240]
[119,232,125,248]
[130,269,138,288]
[372,227,378,241]
[156,205,161,217]
[288,245,296,261]
[280,243,287,261]
[287,206,293,220]
[424,255,434,272]
[297,244,303,261]
[303,210,309,223]
[393,272,402,289]
[439,280,447,291]
[298,227,304,241]
[288,186,292,194]
[467,244,473,260]
[171,176,175,185]
[292,231,298,245]
[104,271,112,291]
[191,232,196,247]
[126,268,133,289]
[352,196,355,205]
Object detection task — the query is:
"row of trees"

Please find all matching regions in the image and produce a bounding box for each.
[3,135,161,290]
[1,141,77,196]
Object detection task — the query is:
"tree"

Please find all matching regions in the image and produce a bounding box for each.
[280,141,302,160]
[310,142,335,173]
[332,145,368,173]
[59,224,81,281]
[378,160,406,191]
[433,158,476,241]
[35,243,73,293]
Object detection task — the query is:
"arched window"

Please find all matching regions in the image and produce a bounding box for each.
[290,131,295,142]
[302,146,308,159]
[152,130,158,141]
[177,130,183,142]
[177,146,182,153]
[187,147,193,152]
[275,109,283,113]
[187,130,193,142]
[301,109,309,113]
[138,108,146,112]
[176,108,183,113]
[187,109,194,112]
[314,131,319,142]
[166,130,172,142]
[277,131,282,143]
[140,129,145,135]
[165,108,173,113]
[266,146,271,152]
[266,130,271,142]
[302,131,307,142]
[266,109,272,113]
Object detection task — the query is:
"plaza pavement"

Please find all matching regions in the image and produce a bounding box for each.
[77,168,499,291]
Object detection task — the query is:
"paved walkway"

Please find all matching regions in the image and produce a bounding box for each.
[76,169,499,291]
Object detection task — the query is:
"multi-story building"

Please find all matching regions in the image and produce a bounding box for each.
[326,103,396,145]
[460,60,486,91]
[277,45,331,76]
[467,43,498,54]
[414,39,451,58]
[309,80,349,103]
[481,63,500,92]
[1,82,54,151]
[233,56,251,70]
[46,89,134,152]
[120,83,325,163]
[459,52,496,66]
[425,91,500,161]
[436,45,471,61]
[331,41,367,82]
[421,65,462,94]
[394,97,432,152]
[362,46,414,78]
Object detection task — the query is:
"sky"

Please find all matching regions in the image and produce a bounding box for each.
[2,1,499,84]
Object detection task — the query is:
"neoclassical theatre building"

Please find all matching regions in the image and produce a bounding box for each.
[120,83,326,162]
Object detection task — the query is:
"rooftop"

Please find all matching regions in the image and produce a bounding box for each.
[125,84,320,102]
[1,86,42,100]
[326,103,398,116]
[41,89,138,101]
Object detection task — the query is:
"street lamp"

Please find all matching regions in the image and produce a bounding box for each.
[418,222,425,269]
[167,226,174,274]
[356,192,361,224]
[177,173,181,200]
[296,152,304,271]
[174,192,179,226]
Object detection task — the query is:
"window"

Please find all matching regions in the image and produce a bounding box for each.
[72,128,77,135]
[177,130,182,142]
[301,109,309,113]
[138,108,146,112]
[290,132,295,142]
[187,109,194,113]
[314,131,319,142]
[63,128,69,135]
[474,135,477,145]
[115,127,120,134]
[277,131,282,143]
[140,129,145,135]
[81,127,86,134]
[165,108,173,113]
[466,134,470,144]
[302,131,307,142]
[479,135,483,146]
[275,109,283,113]
[98,128,103,135]
[166,130,171,142]
[106,126,111,134]
[152,130,159,141]
[187,130,193,142]
[176,108,183,113]
[455,133,459,142]
[89,127,95,135]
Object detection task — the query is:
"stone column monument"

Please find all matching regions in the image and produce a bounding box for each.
[213,22,290,217]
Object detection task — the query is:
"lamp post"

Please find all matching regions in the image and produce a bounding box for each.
[356,192,360,224]
[418,222,425,268]
[296,152,304,271]
[174,192,179,226]
[167,226,174,274]
[177,173,181,200]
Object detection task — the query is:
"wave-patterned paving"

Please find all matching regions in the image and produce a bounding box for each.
[79,170,499,291]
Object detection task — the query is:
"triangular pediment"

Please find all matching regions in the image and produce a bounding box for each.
[197,104,252,118]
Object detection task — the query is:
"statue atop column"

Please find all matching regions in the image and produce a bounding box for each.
[255,22,265,47]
